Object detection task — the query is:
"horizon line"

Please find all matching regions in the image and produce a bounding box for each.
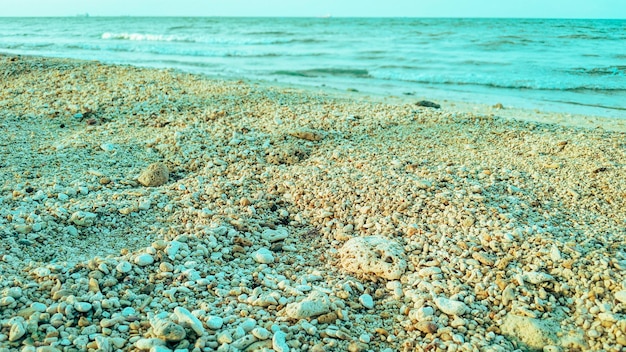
[1,15,625,20]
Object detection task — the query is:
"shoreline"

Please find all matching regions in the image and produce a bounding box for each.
[1,54,625,351]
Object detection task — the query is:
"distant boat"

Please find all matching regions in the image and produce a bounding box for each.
[76,13,90,17]
[317,14,332,19]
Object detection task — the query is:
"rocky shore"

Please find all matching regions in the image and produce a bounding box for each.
[1,55,625,352]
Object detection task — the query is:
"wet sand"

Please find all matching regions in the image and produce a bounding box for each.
[1,55,625,351]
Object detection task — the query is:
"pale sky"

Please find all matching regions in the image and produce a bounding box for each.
[1,0,625,18]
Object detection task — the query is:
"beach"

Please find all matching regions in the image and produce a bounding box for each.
[1,55,625,351]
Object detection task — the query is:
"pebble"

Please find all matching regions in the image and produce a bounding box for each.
[615,290,626,304]
[150,316,186,342]
[434,296,468,316]
[116,261,132,274]
[134,253,154,266]
[206,316,224,330]
[0,296,15,306]
[261,227,289,242]
[8,318,26,342]
[253,248,275,264]
[252,327,272,340]
[285,290,332,319]
[138,162,169,187]
[174,306,205,336]
[359,293,374,309]
[69,211,97,226]
[74,302,92,312]
[523,271,554,284]
[272,330,290,352]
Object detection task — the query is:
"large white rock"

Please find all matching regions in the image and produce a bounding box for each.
[339,235,407,280]
[501,314,559,350]
[285,290,331,319]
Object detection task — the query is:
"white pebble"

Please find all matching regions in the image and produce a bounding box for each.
[252,327,271,340]
[359,293,374,309]
[434,296,468,316]
[134,253,154,266]
[253,248,275,264]
[74,302,92,313]
[116,261,132,274]
[206,316,224,330]
[272,330,289,352]
[615,290,626,304]
[174,307,205,336]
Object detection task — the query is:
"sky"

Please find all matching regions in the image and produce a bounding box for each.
[1,0,625,18]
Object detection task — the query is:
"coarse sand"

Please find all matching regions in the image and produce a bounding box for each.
[1,55,625,351]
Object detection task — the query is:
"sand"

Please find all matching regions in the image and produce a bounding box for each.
[0,54,625,352]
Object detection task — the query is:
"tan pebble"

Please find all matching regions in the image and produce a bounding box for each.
[240,197,251,206]
[317,312,337,324]
[289,128,324,141]
[375,328,389,337]
[416,321,438,334]
[138,162,169,187]
[472,252,495,266]
[616,335,626,345]
[99,177,111,185]
[348,341,368,352]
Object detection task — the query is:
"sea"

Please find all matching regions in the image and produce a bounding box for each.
[1,17,625,117]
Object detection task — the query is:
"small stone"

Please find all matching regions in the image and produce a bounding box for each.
[138,162,169,187]
[70,211,97,226]
[434,296,468,316]
[231,335,257,349]
[9,319,26,342]
[416,321,438,334]
[174,307,205,336]
[206,316,224,330]
[100,143,116,152]
[0,296,15,306]
[74,302,92,313]
[272,330,290,352]
[116,261,132,274]
[615,290,626,303]
[261,228,289,242]
[134,253,154,266]
[285,290,331,319]
[251,327,272,340]
[359,294,374,309]
[289,128,324,141]
[135,338,166,350]
[151,318,186,342]
[415,100,440,109]
[253,248,275,264]
[523,271,554,284]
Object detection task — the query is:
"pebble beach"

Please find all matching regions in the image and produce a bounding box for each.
[1,55,625,351]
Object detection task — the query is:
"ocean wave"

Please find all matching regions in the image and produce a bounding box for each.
[274,68,370,78]
[368,71,626,92]
[101,32,195,43]
[571,66,626,76]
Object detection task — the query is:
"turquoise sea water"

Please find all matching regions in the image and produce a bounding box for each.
[0,17,624,117]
